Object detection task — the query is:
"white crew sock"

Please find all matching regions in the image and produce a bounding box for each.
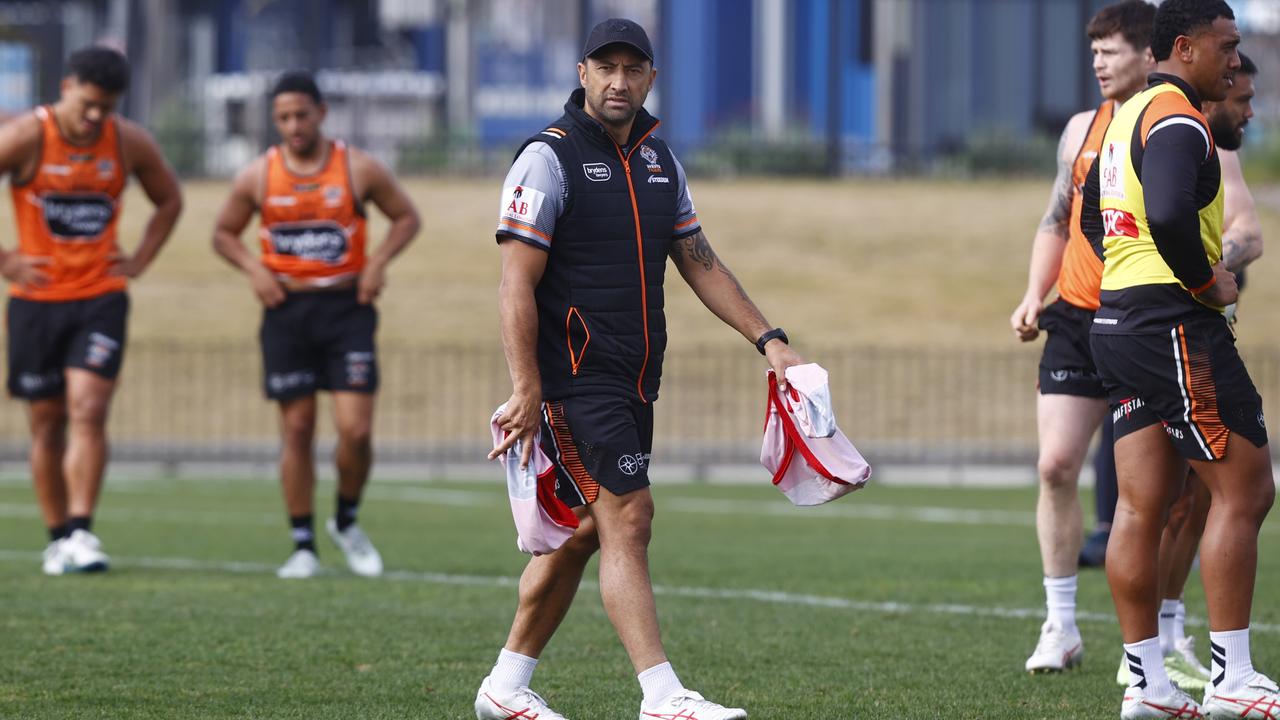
[1124,636,1175,697]
[1159,599,1183,655]
[490,648,538,693]
[638,661,683,707]
[1173,601,1188,645]
[1044,575,1078,633]
[1209,628,1255,693]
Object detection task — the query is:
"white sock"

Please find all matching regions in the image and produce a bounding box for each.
[1124,636,1175,697]
[1159,599,1182,655]
[1173,601,1188,645]
[638,661,683,707]
[1210,628,1255,692]
[490,648,538,693]
[1044,575,1078,633]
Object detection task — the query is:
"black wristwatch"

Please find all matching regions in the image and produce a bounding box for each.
[755,328,789,355]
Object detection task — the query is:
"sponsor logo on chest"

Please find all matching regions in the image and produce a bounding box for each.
[1100,208,1139,238]
[1100,141,1127,201]
[268,221,350,264]
[582,163,612,182]
[42,193,115,240]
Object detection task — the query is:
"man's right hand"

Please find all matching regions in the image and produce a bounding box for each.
[1197,262,1239,308]
[0,253,50,289]
[250,266,287,308]
[1010,295,1043,342]
[489,390,543,470]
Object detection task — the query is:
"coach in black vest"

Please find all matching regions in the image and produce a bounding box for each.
[476,18,804,720]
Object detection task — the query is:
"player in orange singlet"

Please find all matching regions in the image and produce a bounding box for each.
[0,46,182,575]
[1008,1,1156,673]
[213,72,419,579]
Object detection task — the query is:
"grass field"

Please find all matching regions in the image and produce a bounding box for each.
[2,474,1278,719]
[6,176,1279,349]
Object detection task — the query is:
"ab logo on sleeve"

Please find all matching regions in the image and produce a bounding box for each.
[501,184,547,225]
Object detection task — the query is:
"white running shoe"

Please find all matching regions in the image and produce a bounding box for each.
[1026,621,1084,673]
[325,518,383,577]
[41,540,66,575]
[61,529,109,573]
[640,689,747,720]
[1202,672,1280,719]
[474,675,568,720]
[276,549,321,579]
[1165,638,1211,694]
[1121,685,1204,719]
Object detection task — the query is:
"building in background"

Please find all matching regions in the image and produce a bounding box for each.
[0,0,1273,176]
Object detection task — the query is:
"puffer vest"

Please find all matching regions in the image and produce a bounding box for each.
[517,89,680,403]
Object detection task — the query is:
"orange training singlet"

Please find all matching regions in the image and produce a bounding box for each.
[1057,100,1114,311]
[258,140,367,286]
[9,105,127,301]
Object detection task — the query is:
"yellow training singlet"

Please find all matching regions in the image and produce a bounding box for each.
[1096,83,1223,301]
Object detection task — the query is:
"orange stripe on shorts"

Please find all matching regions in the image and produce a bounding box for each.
[546,400,599,503]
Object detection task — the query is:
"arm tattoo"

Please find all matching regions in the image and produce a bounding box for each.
[674,230,717,271]
[1221,228,1261,273]
[1037,130,1074,237]
[674,230,752,302]
[1223,236,1244,272]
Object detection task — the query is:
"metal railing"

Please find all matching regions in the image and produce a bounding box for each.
[4,342,1280,469]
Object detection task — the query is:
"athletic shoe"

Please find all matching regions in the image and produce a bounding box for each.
[325,518,383,577]
[1121,685,1204,718]
[1080,528,1110,568]
[1202,672,1280,718]
[61,529,109,573]
[1165,638,1211,694]
[41,540,66,575]
[276,549,321,579]
[639,689,747,720]
[474,675,568,720]
[1026,621,1084,673]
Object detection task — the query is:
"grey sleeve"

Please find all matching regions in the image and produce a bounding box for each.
[496,142,566,250]
[671,154,701,238]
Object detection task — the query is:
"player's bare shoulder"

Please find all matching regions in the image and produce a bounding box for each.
[231,154,269,207]
[114,116,161,166]
[344,144,391,199]
[0,110,44,179]
[1059,109,1098,162]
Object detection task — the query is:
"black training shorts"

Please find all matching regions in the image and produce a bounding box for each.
[1037,299,1106,398]
[1091,318,1266,461]
[260,289,378,401]
[6,291,129,399]
[539,394,654,507]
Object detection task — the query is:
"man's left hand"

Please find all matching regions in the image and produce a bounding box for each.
[764,339,806,392]
[358,261,386,304]
[106,252,146,279]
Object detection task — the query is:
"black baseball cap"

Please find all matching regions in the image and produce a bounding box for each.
[582,18,654,64]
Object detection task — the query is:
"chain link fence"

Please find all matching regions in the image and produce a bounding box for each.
[4,342,1280,472]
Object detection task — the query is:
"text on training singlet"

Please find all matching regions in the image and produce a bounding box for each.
[258,140,367,285]
[9,105,126,301]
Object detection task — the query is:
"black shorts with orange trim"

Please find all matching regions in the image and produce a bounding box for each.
[1090,318,1266,461]
[539,394,653,507]
[6,291,129,399]
[1037,299,1106,398]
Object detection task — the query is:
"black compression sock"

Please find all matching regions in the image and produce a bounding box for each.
[49,524,69,542]
[335,494,359,532]
[67,516,92,534]
[289,514,316,553]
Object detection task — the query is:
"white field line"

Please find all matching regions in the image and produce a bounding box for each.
[3,483,1279,535]
[0,548,1277,635]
